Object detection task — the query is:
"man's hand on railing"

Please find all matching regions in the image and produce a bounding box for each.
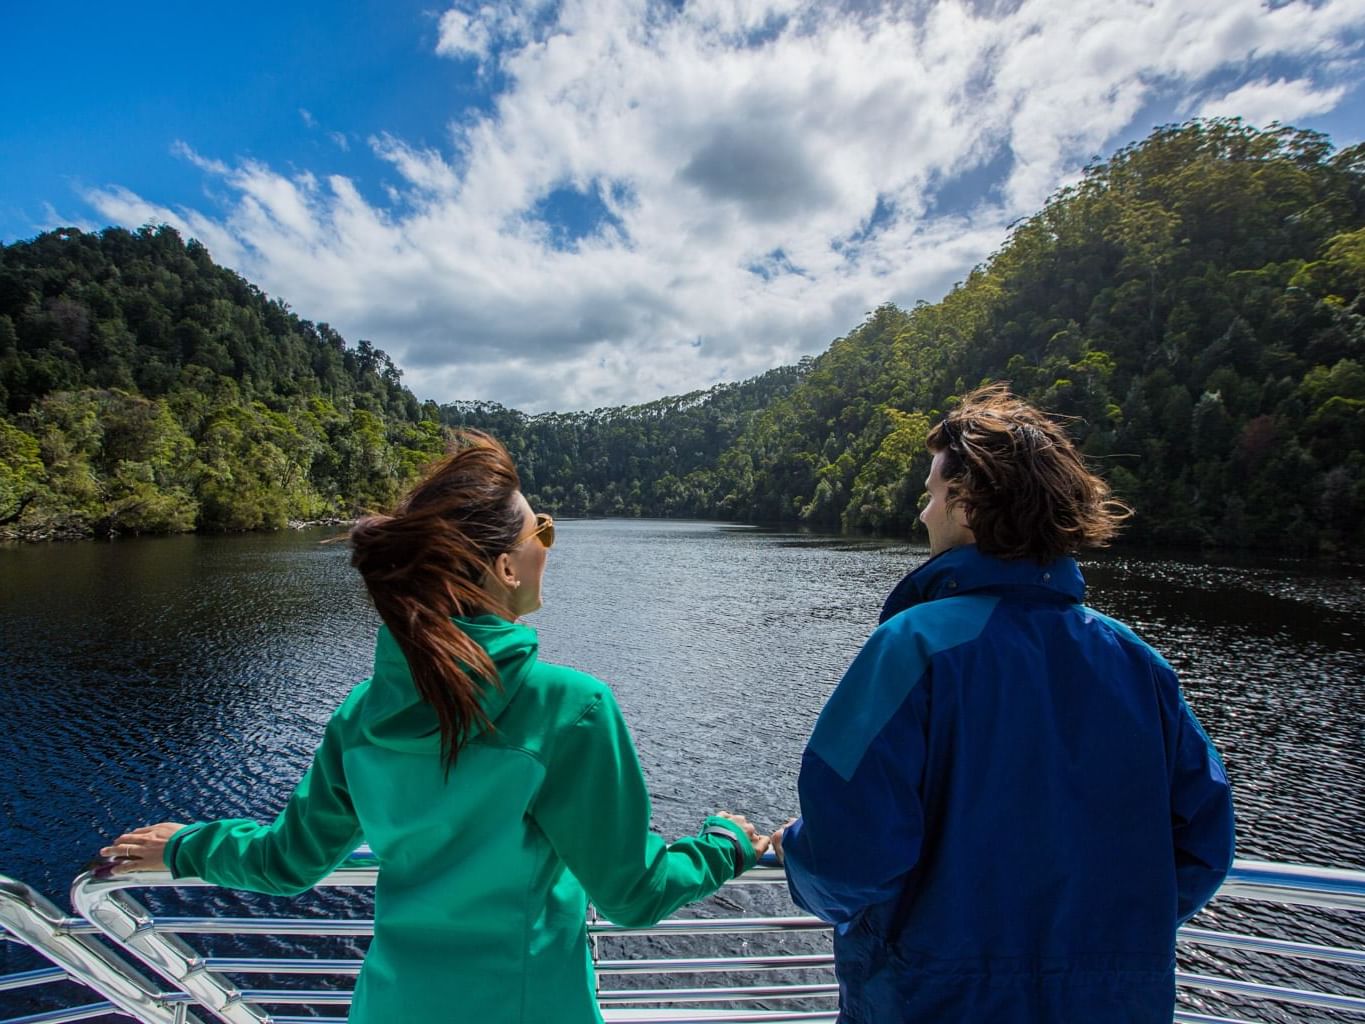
[714,812,772,858]
[98,822,184,874]
[770,817,798,864]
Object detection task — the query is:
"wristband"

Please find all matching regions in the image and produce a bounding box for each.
[702,823,746,876]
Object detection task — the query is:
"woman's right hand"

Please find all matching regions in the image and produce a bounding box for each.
[98,822,185,874]
[715,811,770,857]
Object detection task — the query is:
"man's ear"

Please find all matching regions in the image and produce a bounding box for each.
[948,497,973,531]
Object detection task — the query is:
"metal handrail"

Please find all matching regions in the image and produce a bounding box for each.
[2,856,1362,1024]
[68,877,268,1024]
[1219,859,1365,911]
[0,873,197,1024]
[6,1004,121,1024]
[67,854,1365,1021]
[0,967,68,994]
[1169,860,1365,1017]
[63,861,835,1022]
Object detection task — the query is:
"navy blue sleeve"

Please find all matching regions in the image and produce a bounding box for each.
[1167,683,1236,923]
[782,621,932,925]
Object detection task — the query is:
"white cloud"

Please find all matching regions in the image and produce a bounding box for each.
[85,0,1364,411]
[371,134,462,197]
[437,0,558,63]
[170,141,229,176]
[39,202,99,235]
[81,185,247,269]
[1198,77,1351,125]
[435,7,495,60]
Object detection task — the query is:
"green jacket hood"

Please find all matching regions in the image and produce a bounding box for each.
[358,614,539,752]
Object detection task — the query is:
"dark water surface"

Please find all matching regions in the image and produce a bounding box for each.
[2,521,1363,1019]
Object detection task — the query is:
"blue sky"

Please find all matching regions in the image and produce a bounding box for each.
[3,0,1363,411]
[2,2,482,242]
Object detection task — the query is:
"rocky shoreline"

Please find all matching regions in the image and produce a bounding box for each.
[2,517,359,544]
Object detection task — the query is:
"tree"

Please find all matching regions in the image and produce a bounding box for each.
[0,418,42,523]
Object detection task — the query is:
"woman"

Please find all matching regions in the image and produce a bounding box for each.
[100,431,769,1023]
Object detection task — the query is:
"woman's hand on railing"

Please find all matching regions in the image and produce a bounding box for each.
[98,823,184,874]
[714,812,771,857]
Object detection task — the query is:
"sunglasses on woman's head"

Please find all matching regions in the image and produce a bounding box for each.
[515,513,555,549]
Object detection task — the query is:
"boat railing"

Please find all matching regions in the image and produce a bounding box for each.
[2,855,1363,1024]
[0,873,199,1023]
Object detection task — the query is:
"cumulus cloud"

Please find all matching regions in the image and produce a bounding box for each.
[435,8,494,60]
[85,0,1364,411]
[436,1,552,60]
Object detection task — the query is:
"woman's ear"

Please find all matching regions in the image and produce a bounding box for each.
[491,551,521,589]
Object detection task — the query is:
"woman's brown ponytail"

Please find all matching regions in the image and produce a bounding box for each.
[348,431,525,772]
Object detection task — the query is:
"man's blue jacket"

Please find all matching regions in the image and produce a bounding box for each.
[782,545,1236,1023]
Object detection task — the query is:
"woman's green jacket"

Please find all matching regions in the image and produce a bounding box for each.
[164,615,756,1023]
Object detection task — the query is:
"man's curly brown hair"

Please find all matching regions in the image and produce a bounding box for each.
[925,383,1132,561]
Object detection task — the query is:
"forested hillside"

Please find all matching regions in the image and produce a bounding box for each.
[3,119,1363,551]
[0,225,445,537]
[440,364,805,517]
[0,226,796,538]
[700,120,1365,551]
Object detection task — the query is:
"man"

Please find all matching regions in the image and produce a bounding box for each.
[773,384,1235,1023]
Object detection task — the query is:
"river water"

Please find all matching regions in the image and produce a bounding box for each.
[2,520,1363,1020]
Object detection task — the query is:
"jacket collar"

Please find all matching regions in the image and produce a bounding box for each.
[362,615,537,751]
[879,544,1085,623]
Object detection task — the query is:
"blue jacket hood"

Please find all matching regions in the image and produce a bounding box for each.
[879,544,1085,623]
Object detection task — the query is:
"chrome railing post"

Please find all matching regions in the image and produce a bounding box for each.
[69,871,267,1024]
[0,873,192,1024]
[588,902,601,995]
